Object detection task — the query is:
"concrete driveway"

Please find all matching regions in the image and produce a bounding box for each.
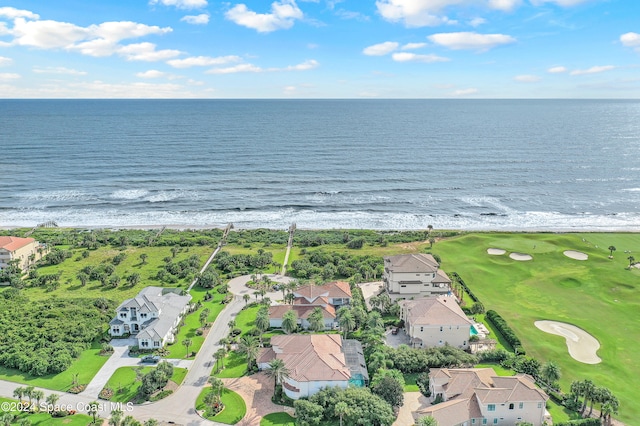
[385,328,411,348]
[228,274,294,304]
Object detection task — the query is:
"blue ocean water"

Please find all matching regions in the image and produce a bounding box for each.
[1,99,639,230]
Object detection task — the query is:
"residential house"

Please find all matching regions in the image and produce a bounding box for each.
[269,281,352,330]
[0,236,46,273]
[383,253,451,300]
[257,334,368,400]
[399,295,474,349]
[414,368,549,426]
[109,286,192,349]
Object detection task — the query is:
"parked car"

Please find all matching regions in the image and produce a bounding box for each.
[391,328,399,335]
[141,355,161,364]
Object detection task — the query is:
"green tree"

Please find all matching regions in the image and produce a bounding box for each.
[77,271,89,287]
[208,377,225,400]
[24,386,34,404]
[171,246,179,258]
[255,307,270,346]
[182,338,192,358]
[144,420,159,426]
[628,255,635,268]
[243,293,251,305]
[109,408,123,426]
[1,414,15,426]
[334,401,349,426]
[121,415,140,426]
[371,375,404,408]
[45,393,60,413]
[88,400,100,424]
[601,395,619,426]
[417,416,438,426]
[32,390,44,407]
[237,335,260,371]
[608,245,616,257]
[308,307,325,332]
[265,358,291,398]
[12,386,25,403]
[199,308,211,328]
[213,347,227,372]
[282,309,298,334]
[338,309,355,339]
[139,253,148,265]
[540,361,561,389]
[127,272,141,287]
[293,400,324,426]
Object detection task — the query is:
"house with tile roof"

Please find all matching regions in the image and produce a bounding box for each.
[0,236,46,273]
[109,286,192,349]
[257,334,368,400]
[399,295,474,349]
[269,281,352,330]
[414,368,549,426]
[383,253,451,300]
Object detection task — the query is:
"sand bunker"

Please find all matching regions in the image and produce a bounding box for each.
[535,320,601,364]
[487,248,506,255]
[509,252,532,261]
[564,250,588,261]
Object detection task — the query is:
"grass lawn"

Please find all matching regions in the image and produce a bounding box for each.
[219,245,288,274]
[435,232,640,423]
[546,399,582,423]
[33,245,212,303]
[0,397,93,425]
[196,387,247,425]
[104,366,187,403]
[165,290,226,359]
[402,373,420,392]
[261,412,296,426]
[234,305,261,335]
[213,351,248,379]
[474,363,515,376]
[0,341,109,392]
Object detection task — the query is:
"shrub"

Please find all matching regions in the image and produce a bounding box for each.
[555,420,601,426]
[485,310,526,355]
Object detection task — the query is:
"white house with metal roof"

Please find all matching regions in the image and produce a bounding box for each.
[109,286,192,349]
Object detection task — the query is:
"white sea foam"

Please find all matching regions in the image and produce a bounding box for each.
[146,190,200,203]
[18,190,91,202]
[110,189,149,200]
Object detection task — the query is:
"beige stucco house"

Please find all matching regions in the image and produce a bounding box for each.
[414,368,549,426]
[399,295,474,349]
[0,236,46,273]
[383,253,451,300]
[268,281,352,330]
[257,334,368,400]
[109,286,192,349]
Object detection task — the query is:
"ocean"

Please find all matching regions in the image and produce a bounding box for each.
[1,99,639,231]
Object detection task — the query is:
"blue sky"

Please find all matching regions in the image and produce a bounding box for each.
[0,0,638,98]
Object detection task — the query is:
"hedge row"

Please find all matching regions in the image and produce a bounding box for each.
[450,272,480,303]
[485,310,526,355]
[555,419,601,426]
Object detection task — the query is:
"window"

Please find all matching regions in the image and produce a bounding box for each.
[472,420,476,424]
[141,341,149,347]
[113,327,120,333]
[416,274,420,276]
[440,326,443,332]
[119,313,126,318]
[509,403,514,410]
[538,402,543,409]
[488,404,496,412]
[140,313,147,318]
[400,285,406,288]
[519,402,523,409]
[154,341,160,347]
[420,327,424,332]
[482,420,487,425]
[493,419,498,425]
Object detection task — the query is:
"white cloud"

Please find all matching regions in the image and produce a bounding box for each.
[118,43,182,61]
[570,65,615,75]
[428,31,516,51]
[284,85,297,95]
[620,32,640,52]
[149,0,208,10]
[363,41,399,56]
[11,18,91,49]
[206,59,318,74]
[187,79,205,85]
[487,0,520,11]
[547,66,567,73]
[0,72,20,80]
[401,42,427,50]
[391,52,449,62]
[0,7,39,20]
[225,0,303,33]
[136,70,166,78]
[167,55,242,68]
[32,66,87,75]
[0,56,12,66]
[452,87,478,96]
[469,17,486,27]
[514,74,541,82]
[181,14,210,25]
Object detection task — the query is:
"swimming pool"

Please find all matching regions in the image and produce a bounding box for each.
[470,325,479,336]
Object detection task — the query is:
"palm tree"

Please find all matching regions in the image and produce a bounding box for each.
[601,395,619,426]
[243,293,251,305]
[338,310,355,339]
[213,348,227,372]
[417,416,438,426]
[608,245,616,258]
[237,335,260,371]
[109,409,124,426]
[144,420,159,426]
[580,379,595,415]
[540,361,561,389]
[121,416,138,426]
[24,386,34,404]
[17,418,31,426]
[281,310,298,334]
[429,237,436,248]
[427,224,433,235]
[12,386,25,403]
[334,401,349,426]
[308,307,325,332]
[628,255,635,268]
[208,377,225,400]
[182,338,193,358]
[77,271,89,287]
[87,400,100,424]
[45,393,60,413]
[255,309,270,346]
[32,390,44,408]
[265,358,291,398]
[1,414,15,426]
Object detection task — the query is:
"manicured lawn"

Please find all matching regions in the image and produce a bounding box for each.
[261,412,296,426]
[165,290,226,359]
[402,373,420,392]
[472,313,513,352]
[196,387,247,424]
[546,398,582,423]
[0,397,93,425]
[435,232,640,423]
[0,341,109,391]
[234,305,260,335]
[474,363,515,376]
[33,245,212,303]
[213,351,248,379]
[104,366,187,402]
